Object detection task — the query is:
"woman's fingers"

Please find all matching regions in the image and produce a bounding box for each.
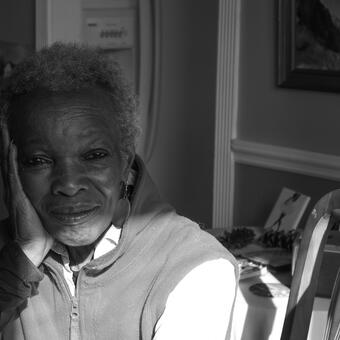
[8,141,25,206]
[7,140,54,264]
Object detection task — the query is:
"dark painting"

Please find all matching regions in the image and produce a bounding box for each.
[296,0,340,71]
[278,0,340,92]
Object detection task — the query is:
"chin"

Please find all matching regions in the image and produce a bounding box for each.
[55,235,96,247]
[46,220,111,247]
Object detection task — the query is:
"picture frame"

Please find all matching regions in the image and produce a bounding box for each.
[264,187,310,232]
[278,0,340,92]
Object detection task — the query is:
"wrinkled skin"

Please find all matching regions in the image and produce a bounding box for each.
[1,90,133,266]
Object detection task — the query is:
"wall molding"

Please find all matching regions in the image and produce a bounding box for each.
[213,0,241,230]
[232,139,340,182]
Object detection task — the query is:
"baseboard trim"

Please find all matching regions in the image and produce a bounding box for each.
[232,139,340,182]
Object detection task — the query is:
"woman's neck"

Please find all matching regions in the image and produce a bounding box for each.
[67,244,95,271]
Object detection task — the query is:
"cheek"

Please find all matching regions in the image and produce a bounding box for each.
[92,168,121,205]
[19,172,49,206]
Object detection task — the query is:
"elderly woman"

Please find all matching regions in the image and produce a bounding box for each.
[0,43,237,340]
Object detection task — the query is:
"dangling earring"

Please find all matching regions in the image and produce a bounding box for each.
[112,181,131,228]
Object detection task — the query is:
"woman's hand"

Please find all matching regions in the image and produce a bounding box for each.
[1,122,54,266]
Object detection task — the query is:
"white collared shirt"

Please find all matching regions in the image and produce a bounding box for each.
[56,225,236,339]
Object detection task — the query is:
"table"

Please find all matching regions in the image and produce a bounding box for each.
[204,228,331,339]
[230,272,329,340]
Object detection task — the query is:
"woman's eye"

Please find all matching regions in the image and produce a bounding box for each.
[23,156,52,167]
[84,150,108,161]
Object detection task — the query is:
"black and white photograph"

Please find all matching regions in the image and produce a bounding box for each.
[0,1,339,340]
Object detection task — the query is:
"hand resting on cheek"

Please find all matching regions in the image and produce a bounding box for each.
[1,122,53,266]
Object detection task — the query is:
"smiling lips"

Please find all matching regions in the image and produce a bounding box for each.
[49,205,100,225]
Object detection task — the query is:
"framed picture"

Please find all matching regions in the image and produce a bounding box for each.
[264,187,310,232]
[278,0,340,92]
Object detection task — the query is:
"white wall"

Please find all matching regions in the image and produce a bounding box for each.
[238,0,340,156]
[234,0,340,226]
[148,0,219,227]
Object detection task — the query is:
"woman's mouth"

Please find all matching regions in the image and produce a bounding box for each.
[49,205,100,225]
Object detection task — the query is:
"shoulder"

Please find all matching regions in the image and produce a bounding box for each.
[145,218,239,322]
[146,211,238,299]
[155,211,237,268]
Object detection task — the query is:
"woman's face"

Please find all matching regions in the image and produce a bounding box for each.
[11,90,132,246]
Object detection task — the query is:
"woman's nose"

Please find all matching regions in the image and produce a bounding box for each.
[51,163,88,197]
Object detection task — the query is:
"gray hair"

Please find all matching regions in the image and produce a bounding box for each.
[0,42,139,159]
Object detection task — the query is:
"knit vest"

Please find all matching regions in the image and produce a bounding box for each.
[1,156,238,340]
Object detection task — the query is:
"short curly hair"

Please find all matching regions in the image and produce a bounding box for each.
[0,42,139,159]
